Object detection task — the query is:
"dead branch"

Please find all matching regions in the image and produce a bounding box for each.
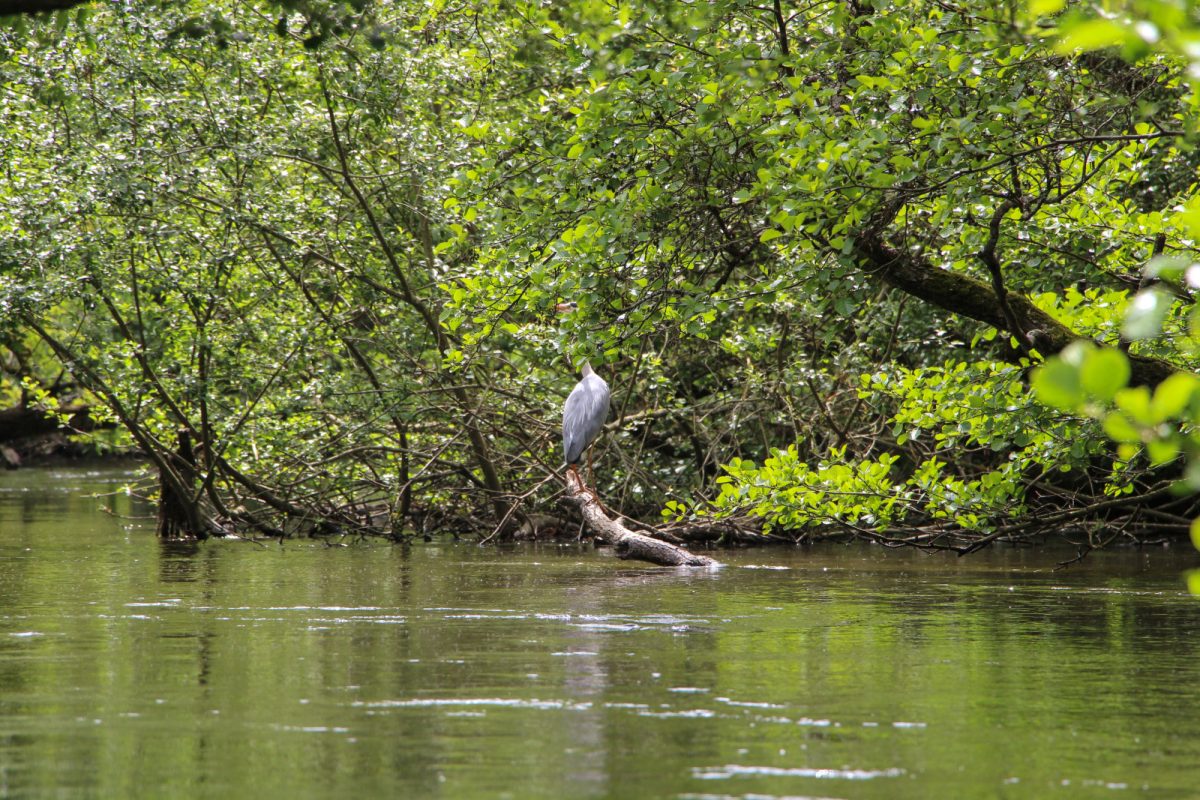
[563,469,720,567]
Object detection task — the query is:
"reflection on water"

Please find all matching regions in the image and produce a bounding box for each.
[2,465,1200,797]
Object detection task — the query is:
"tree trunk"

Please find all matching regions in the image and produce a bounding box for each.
[854,233,1179,387]
[157,429,207,540]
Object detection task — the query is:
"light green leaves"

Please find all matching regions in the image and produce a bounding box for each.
[759,228,783,243]
[1028,0,1065,15]
[1035,338,1200,472]
[1079,346,1131,402]
[1122,287,1172,341]
[1054,19,1130,54]
[1032,341,1130,409]
[1031,356,1084,410]
[1153,372,1198,416]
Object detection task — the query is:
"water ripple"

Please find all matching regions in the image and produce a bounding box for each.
[353,697,594,711]
[693,764,905,781]
[714,697,785,709]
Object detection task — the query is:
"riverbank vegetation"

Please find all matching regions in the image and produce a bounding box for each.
[3,0,1200,552]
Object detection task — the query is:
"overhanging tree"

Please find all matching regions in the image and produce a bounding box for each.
[447,0,1200,548]
[4,0,1200,550]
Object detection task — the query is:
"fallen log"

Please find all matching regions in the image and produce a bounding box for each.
[563,469,721,567]
[0,403,117,466]
[0,404,76,442]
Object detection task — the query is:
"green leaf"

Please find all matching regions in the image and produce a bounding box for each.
[1056,19,1129,53]
[1177,203,1200,237]
[1122,287,1171,341]
[1059,339,1094,367]
[1029,0,1066,15]
[1144,255,1189,280]
[759,229,783,243]
[1191,519,1200,552]
[1151,373,1198,421]
[1102,413,1141,444]
[1079,347,1129,401]
[567,143,585,159]
[1146,436,1180,466]
[1115,385,1154,425]
[1031,358,1084,410]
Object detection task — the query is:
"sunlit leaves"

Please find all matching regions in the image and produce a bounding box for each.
[6,0,1200,543]
[1054,19,1131,54]
[1152,372,1199,418]
[1032,356,1085,410]
[1028,0,1065,15]
[715,359,1109,536]
[1122,287,1173,341]
[713,446,907,533]
[1080,346,1131,402]
[1034,336,1200,478]
[0,0,554,533]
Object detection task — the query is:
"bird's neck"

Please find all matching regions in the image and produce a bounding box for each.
[581,361,594,377]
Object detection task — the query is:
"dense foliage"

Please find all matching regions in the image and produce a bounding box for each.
[1,0,1199,548]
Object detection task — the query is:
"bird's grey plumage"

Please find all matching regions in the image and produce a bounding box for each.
[562,362,610,466]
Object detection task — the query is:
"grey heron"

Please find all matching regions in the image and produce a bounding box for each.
[555,301,611,482]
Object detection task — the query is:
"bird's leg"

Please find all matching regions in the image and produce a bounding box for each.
[582,449,611,513]
[568,462,593,497]
[567,456,609,514]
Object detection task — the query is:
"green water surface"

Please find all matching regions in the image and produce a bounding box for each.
[2,465,1200,798]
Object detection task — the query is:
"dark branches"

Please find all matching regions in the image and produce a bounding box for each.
[976,197,1031,357]
[0,0,88,14]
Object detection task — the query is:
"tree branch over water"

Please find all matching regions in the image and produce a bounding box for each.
[0,0,89,14]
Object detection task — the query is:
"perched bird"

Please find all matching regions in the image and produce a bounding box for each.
[555,301,611,481]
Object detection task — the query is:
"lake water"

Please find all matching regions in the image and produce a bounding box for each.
[2,465,1200,798]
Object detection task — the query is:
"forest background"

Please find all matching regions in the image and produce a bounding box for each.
[3,0,1200,554]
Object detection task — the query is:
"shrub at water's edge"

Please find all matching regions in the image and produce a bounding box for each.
[2,1,1200,550]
